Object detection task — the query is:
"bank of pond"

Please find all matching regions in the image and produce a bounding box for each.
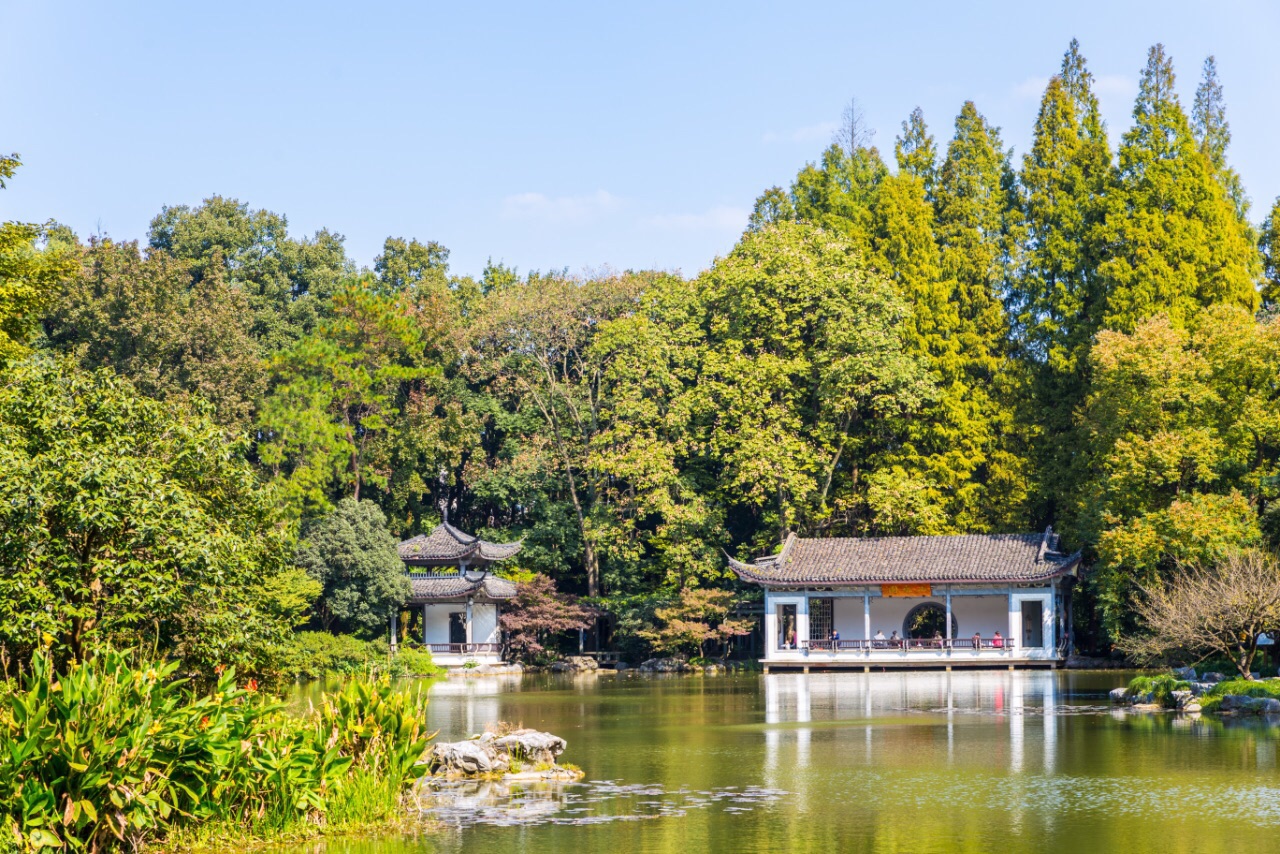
[1113,667,1280,714]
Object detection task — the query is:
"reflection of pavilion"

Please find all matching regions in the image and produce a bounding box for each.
[730,528,1081,670]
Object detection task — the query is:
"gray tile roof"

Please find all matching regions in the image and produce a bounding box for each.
[728,528,1081,587]
[408,573,518,603]
[398,522,522,567]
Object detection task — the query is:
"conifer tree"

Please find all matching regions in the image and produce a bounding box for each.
[1098,44,1259,332]
[790,143,888,254]
[917,102,1029,529]
[895,107,938,201]
[1261,197,1280,311]
[1192,56,1248,219]
[1016,42,1113,523]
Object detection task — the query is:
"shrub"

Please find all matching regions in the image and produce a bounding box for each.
[0,650,431,850]
[285,632,441,680]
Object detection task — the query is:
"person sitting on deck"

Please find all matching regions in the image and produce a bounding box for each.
[830,628,840,648]
[889,630,901,648]
[992,630,1004,648]
[874,629,885,640]
[971,631,981,650]
[933,630,943,648]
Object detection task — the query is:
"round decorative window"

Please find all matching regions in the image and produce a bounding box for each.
[902,602,958,639]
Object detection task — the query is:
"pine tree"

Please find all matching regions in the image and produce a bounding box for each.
[1098,44,1259,332]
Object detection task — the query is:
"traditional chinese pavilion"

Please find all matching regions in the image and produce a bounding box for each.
[729,527,1082,670]
[396,522,522,666]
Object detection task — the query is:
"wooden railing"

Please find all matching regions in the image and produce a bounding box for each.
[802,638,1011,652]
[427,643,501,655]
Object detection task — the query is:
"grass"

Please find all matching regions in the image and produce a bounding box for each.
[1125,674,1191,707]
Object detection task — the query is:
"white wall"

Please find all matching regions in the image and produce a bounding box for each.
[951,595,1010,639]
[472,604,500,644]
[422,603,461,644]
[832,597,864,638]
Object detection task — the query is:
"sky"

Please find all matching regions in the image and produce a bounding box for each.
[4,1,1279,279]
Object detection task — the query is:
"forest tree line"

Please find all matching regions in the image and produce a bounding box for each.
[2,40,1279,674]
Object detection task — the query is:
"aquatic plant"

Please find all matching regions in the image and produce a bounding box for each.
[1125,674,1191,707]
[0,650,432,850]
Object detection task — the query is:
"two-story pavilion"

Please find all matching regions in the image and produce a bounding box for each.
[395,522,522,667]
[729,527,1081,671]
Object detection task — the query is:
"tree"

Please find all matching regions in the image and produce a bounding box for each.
[497,574,596,662]
[1192,56,1248,219]
[1119,549,1280,680]
[465,272,645,596]
[929,101,1032,530]
[1098,45,1259,332]
[895,107,938,200]
[1078,308,1280,635]
[692,222,932,544]
[0,154,75,362]
[258,275,436,512]
[1260,196,1280,312]
[639,588,753,658]
[148,196,351,353]
[1016,43,1113,523]
[42,236,265,426]
[295,498,409,636]
[0,357,294,675]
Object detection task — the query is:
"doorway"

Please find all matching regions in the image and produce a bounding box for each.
[1021,600,1044,647]
[776,604,797,650]
[448,611,467,645]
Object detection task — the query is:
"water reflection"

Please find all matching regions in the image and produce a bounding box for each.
[299,671,1280,854]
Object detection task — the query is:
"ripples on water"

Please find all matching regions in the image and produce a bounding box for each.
[412,780,790,828]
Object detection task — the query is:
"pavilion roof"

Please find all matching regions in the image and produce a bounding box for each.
[407,573,517,604]
[397,522,522,568]
[728,528,1081,587]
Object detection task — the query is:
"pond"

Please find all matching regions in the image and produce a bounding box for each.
[303,670,1280,853]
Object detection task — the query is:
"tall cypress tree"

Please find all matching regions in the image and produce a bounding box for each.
[790,143,888,254]
[1017,43,1113,525]
[895,107,939,201]
[921,102,1029,530]
[1192,56,1248,220]
[1098,44,1259,332]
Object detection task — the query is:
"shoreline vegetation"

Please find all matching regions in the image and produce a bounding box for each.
[1115,668,1280,715]
[0,652,433,851]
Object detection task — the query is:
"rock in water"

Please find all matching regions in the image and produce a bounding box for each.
[488,729,567,764]
[429,740,510,775]
[1108,687,1129,704]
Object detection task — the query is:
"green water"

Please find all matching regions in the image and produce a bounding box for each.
[306,671,1280,853]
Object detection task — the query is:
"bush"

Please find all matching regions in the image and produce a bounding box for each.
[0,650,432,850]
[1206,678,1280,700]
[1125,674,1190,707]
[284,632,441,680]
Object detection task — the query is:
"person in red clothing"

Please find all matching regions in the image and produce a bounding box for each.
[992,630,1004,648]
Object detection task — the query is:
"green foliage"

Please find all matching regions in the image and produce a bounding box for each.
[638,588,754,658]
[0,357,294,677]
[0,155,77,362]
[295,498,410,636]
[283,632,439,680]
[1206,678,1280,699]
[1125,674,1191,706]
[0,650,432,850]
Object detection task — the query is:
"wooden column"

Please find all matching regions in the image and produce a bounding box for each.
[863,592,871,641]
[945,587,952,642]
[390,610,398,653]
[465,597,474,644]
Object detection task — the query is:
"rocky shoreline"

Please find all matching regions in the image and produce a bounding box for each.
[1108,666,1280,715]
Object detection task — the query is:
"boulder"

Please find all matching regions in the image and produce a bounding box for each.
[1202,672,1226,684]
[1190,682,1213,697]
[487,729,567,765]
[1109,687,1130,704]
[1220,694,1262,713]
[1172,666,1197,681]
[1171,690,1194,709]
[1259,698,1280,715]
[429,739,509,776]
[1184,702,1202,713]
[549,656,600,674]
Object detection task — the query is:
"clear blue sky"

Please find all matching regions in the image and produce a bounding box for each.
[4,1,1279,279]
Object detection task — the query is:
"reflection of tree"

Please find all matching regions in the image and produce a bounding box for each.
[904,603,956,638]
